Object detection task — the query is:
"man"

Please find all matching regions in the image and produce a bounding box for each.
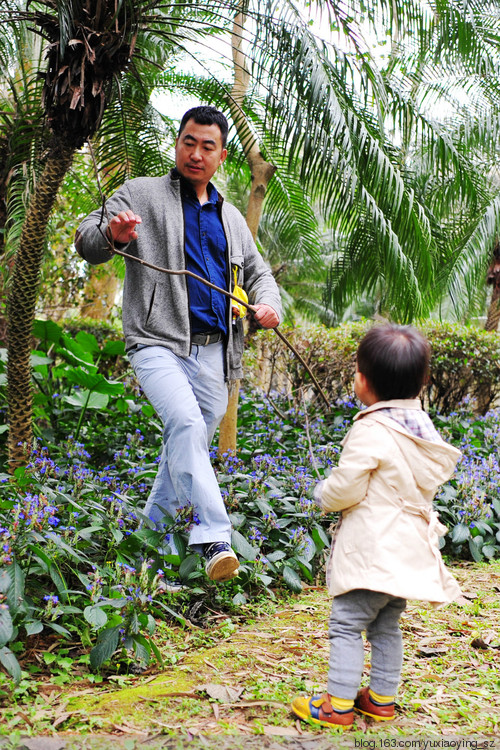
[75,106,282,582]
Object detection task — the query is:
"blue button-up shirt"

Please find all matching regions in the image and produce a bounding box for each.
[178,172,228,336]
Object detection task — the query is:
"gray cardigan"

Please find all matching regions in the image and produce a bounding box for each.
[75,171,282,379]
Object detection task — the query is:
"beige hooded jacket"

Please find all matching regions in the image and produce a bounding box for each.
[319,399,462,604]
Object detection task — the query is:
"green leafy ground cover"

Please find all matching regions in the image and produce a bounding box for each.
[1,561,498,744]
[0,324,499,745]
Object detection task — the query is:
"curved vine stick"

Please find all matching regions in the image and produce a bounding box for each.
[108,244,331,410]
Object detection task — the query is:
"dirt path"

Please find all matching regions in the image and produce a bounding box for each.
[3,562,499,749]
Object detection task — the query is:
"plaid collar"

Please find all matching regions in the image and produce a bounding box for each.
[376,407,443,443]
[355,399,443,443]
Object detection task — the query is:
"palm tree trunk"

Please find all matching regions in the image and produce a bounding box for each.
[485,244,500,332]
[81,266,119,320]
[7,141,74,470]
[485,283,500,332]
[1,162,11,346]
[217,5,277,458]
[228,8,276,237]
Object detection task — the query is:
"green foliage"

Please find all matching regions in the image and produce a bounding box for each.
[0,431,183,680]
[8,0,500,332]
[420,322,500,415]
[245,320,500,415]
[243,321,370,408]
[0,322,498,683]
[62,318,123,346]
[215,395,343,597]
[434,408,500,563]
[0,325,337,679]
[27,319,126,445]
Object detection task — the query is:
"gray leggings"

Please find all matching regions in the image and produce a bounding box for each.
[328,589,407,700]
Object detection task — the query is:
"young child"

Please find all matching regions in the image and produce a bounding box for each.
[291,324,462,728]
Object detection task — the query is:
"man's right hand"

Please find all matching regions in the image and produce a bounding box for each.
[106,211,142,245]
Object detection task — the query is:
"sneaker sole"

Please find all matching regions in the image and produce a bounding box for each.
[206,553,239,582]
[355,707,394,721]
[291,704,335,728]
[291,702,353,728]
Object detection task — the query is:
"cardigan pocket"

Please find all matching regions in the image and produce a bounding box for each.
[231,255,245,285]
[145,283,157,327]
[228,317,244,371]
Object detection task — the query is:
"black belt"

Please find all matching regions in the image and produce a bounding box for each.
[191,331,223,346]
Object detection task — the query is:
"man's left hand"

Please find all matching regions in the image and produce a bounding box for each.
[251,304,279,329]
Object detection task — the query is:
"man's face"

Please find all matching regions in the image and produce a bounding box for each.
[175,119,227,188]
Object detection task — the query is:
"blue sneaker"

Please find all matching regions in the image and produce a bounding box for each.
[203,542,239,582]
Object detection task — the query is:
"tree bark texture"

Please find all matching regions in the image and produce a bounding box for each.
[228,9,276,241]
[81,265,119,320]
[217,379,240,458]
[7,142,74,470]
[485,246,500,332]
[217,6,277,457]
[485,283,500,332]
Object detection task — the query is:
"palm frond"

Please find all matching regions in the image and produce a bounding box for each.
[439,195,500,316]
[3,0,500,327]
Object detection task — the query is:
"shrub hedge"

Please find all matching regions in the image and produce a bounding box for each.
[421,322,500,415]
[0,319,499,681]
[244,320,500,415]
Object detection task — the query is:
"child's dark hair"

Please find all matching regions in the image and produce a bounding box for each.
[178,106,229,147]
[357,324,430,401]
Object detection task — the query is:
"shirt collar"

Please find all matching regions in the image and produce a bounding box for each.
[353,398,422,421]
[171,167,218,204]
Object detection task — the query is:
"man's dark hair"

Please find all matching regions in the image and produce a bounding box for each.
[356,324,430,401]
[178,106,229,148]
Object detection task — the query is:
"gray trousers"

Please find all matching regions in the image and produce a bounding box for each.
[128,342,231,553]
[328,589,407,699]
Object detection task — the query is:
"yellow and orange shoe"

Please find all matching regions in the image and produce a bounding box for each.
[291,693,354,727]
[354,687,395,721]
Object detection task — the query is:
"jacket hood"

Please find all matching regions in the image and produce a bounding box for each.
[355,400,462,491]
